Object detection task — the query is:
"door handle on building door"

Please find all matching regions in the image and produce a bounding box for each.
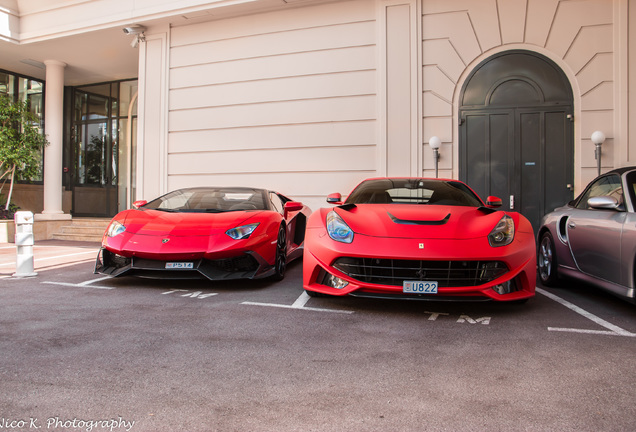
[510,195,514,210]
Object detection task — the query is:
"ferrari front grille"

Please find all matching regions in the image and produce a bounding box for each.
[333,257,508,287]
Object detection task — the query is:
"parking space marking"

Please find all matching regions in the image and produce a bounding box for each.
[162,289,218,299]
[0,250,96,268]
[242,291,354,314]
[536,287,635,337]
[43,276,114,290]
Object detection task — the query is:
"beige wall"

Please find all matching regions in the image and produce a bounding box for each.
[421,0,620,194]
[4,0,633,218]
[162,0,379,209]
[629,0,636,165]
[133,0,632,210]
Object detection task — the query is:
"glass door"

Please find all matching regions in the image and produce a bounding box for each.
[71,81,137,217]
[72,86,116,216]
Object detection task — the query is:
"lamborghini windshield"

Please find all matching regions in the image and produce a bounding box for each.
[345,179,483,207]
[143,187,268,212]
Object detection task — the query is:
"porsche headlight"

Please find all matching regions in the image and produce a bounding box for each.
[488,215,514,247]
[226,223,259,240]
[326,210,354,243]
[106,220,126,237]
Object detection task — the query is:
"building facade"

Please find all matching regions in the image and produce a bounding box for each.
[1,0,634,233]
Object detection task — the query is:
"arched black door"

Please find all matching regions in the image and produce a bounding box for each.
[459,51,574,232]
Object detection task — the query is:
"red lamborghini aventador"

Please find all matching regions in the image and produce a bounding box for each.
[95,187,310,281]
[303,178,536,301]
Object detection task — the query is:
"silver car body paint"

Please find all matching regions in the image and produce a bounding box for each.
[538,167,636,303]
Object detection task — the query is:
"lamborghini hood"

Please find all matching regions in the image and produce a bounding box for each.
[117,208,262,236]
[333,204,505,239]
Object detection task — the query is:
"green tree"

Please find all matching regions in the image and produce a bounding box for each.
[0,94,49,213]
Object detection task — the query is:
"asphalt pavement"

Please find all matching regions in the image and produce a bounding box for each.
[1,240,635,432]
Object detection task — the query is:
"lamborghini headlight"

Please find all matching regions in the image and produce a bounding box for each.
[488,215,514,247]
[106,220,126,237]
[226,223,259,240]
[326,210,354,243]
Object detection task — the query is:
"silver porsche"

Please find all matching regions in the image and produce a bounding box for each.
[537,166,636,304]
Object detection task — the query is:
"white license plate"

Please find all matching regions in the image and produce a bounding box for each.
[165,262,193,269]
[403,280,438,294]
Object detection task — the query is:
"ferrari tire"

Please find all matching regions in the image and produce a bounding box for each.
[538,231,558,286]
[271,223,287,281]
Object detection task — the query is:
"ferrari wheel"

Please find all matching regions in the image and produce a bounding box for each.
[538,231,558,286]
[271,223,287,281]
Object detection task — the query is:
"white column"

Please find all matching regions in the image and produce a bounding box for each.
[39,60,71,220]
[378,1,421,177]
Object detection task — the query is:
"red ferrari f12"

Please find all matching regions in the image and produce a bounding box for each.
[303,178,536,301]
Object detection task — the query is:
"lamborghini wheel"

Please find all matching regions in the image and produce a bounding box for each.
[271,223,287,281]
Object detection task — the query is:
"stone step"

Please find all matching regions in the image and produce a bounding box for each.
[50,218,111,243]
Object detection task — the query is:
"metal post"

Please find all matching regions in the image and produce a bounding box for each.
[428,136,441,178]
[433,148,439,178]
[13,211,37,277]
[591,131,605,177]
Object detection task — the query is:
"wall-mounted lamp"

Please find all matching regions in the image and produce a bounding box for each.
[428,136,441,178]
[591,130,606,176]
[123,25,146,48]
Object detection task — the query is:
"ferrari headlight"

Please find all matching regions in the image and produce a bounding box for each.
[326,210,354,243]
[488,215,514,247]
[106,220,126,237]
[226,223,259,240]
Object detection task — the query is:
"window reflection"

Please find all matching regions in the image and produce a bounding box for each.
[72,79,137,214]
[0,70,45,182]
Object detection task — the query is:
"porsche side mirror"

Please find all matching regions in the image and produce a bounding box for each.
[587,196,620,210]
[486,196,502,208]
[284,201,303,213]
[327,193,343,204]
[132,200,147,209]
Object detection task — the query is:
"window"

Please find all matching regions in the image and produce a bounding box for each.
[575,175,623,209]
[0,70,45,182]
[269,193,284,214]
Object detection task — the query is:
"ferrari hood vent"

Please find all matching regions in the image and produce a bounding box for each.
[387,212,451,226]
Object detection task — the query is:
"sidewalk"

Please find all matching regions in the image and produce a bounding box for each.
[0,240,101,277]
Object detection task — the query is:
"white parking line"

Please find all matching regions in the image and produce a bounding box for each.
[536,287,635,337]
[242,291,354,314]
[0,250,97,267]
[43,276,114,290]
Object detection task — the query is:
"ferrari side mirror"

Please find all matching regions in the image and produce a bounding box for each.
[132,200,147,209]
[486,196,502,208]
[327,193,343,204]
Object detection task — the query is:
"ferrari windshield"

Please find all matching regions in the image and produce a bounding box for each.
[143,187,268,212]
[345,179,483,207]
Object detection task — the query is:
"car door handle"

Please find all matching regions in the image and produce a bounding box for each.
[568,222,576,229]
